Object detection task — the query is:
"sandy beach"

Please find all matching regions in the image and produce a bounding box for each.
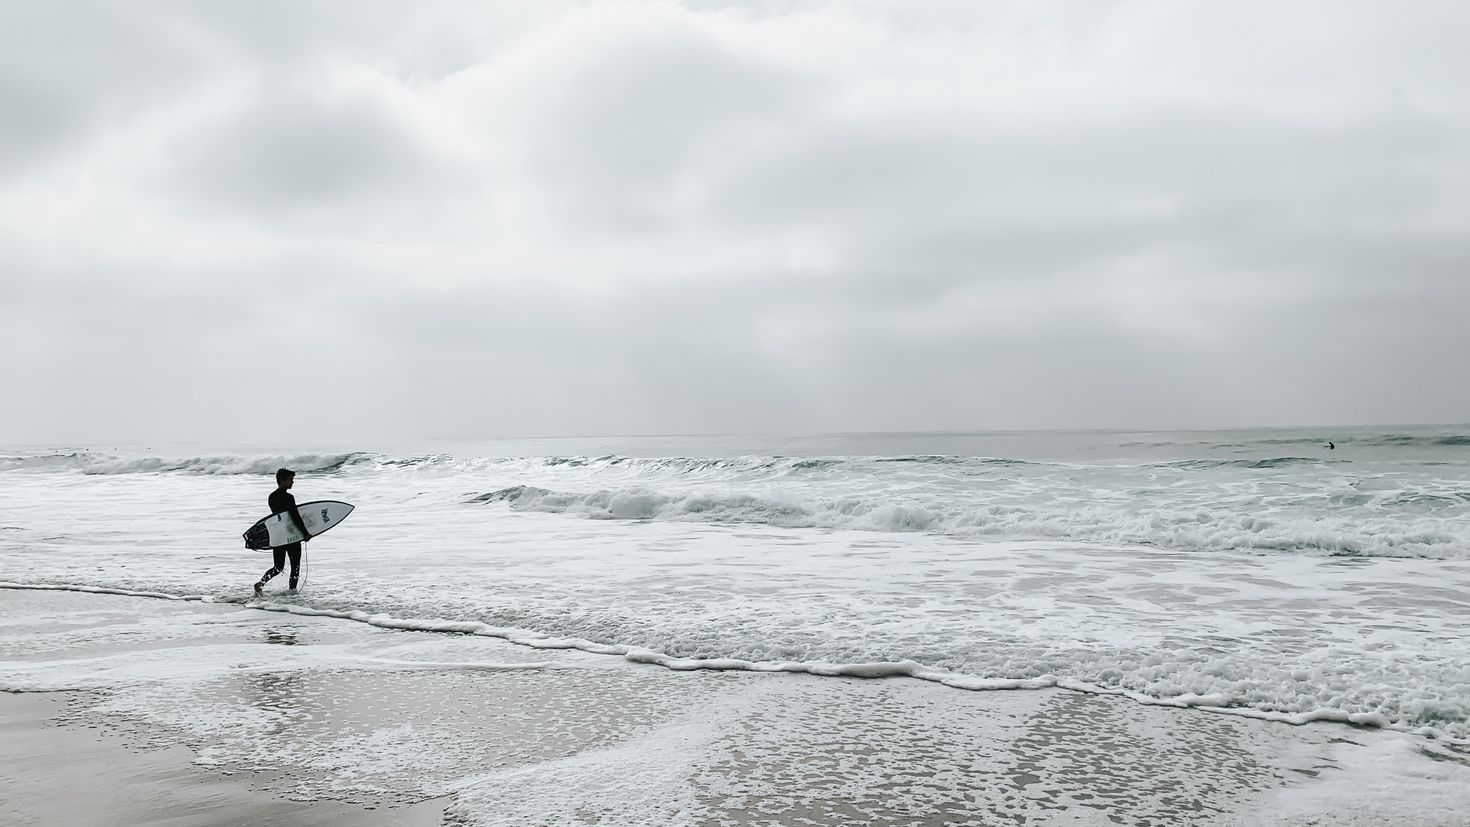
[3,587,1468,826]
[0,691,446,827]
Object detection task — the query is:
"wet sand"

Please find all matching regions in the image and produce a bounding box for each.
[0,691,446,827]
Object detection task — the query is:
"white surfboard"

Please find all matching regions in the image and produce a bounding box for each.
[243,500,354,550]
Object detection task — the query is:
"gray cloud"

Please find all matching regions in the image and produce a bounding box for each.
[0,3,210,171]
[2,1,1467,444]
[166,81,444,216]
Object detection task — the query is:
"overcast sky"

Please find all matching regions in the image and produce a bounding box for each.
[2,1,1466,444]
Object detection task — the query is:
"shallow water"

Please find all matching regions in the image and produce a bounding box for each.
[6,589,1470,826]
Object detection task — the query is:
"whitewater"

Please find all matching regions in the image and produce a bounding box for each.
[3,424,1469,747]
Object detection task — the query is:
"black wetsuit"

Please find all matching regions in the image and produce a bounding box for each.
[259,488,309,589]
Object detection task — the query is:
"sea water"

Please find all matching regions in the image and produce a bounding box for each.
[2,426,1468,743]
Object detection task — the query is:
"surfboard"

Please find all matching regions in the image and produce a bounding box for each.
[243,500,354,550]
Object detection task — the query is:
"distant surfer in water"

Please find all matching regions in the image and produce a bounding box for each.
[1328,441,1335,450]
[254,468,312,595]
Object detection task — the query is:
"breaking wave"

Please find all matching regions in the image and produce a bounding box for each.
[1157,457,1328,470]
[469,484,1469,559]
[0,451,376,475]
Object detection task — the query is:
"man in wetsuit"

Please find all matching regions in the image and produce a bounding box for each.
[254,468,312,595]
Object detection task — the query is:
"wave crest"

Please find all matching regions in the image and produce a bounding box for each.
[468,484,1469,558]
[1158,457,1327,470]
[0,451,374,475]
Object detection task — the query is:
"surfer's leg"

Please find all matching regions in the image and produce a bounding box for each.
[258,547,287,588]
[286,543,302,590]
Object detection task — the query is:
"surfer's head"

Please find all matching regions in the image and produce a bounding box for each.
[276,468,295,487]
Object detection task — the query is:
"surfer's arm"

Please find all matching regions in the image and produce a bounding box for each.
[286,498,312,540]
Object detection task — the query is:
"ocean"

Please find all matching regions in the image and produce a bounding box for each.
[3,425,1469,823]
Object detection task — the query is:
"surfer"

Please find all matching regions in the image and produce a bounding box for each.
[1328,441,1335,450]
[254,468,312,595]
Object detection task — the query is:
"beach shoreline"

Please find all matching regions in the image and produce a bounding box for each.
[4,588,1470,826]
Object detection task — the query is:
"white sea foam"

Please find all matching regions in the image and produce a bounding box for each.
[5,567,1468,744]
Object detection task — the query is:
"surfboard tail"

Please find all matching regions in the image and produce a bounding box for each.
[243,524,271,550]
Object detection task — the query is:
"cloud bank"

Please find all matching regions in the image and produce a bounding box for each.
[2,0,1466,443]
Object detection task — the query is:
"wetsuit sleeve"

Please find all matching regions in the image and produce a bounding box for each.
[285,493,312,539]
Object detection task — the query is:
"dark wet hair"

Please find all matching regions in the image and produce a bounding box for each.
[276,468,295,484]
